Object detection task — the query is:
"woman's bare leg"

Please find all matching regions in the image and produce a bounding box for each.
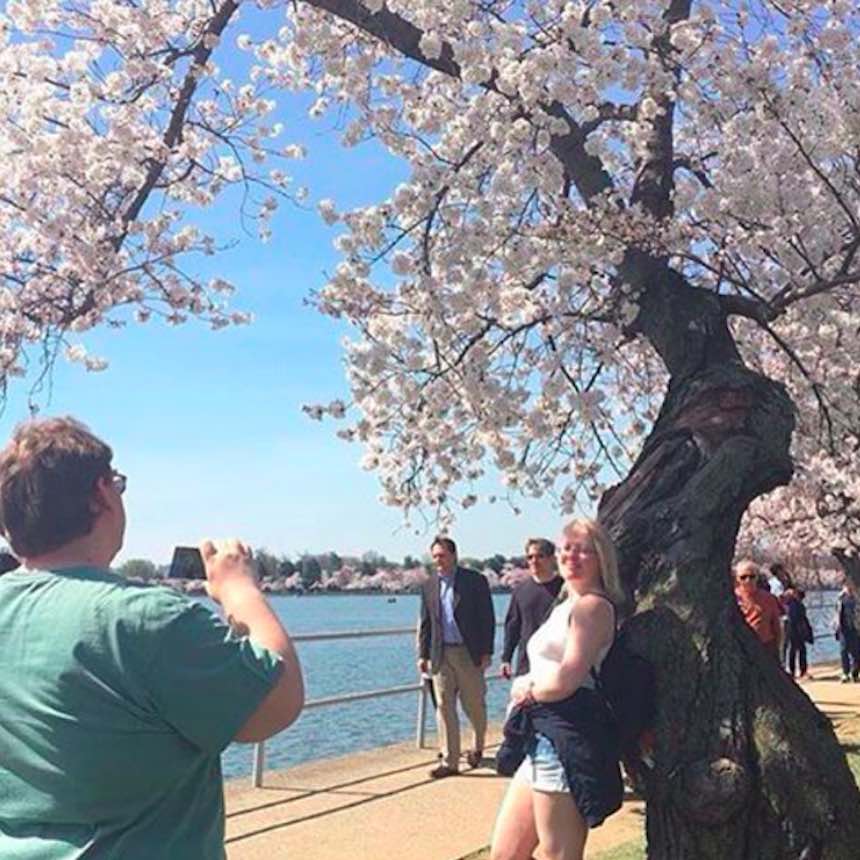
[532,790,587,860]
[490,779,539,860]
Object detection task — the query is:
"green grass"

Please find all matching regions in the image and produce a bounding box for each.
[590,841,645,860]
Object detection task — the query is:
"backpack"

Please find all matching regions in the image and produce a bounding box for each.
[591,622,657,761]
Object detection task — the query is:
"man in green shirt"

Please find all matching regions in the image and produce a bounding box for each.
[0,416,305,858]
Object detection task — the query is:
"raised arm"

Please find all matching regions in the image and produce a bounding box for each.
[202,539,305,743]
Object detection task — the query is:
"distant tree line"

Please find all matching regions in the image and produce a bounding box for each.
[116,548,530,591]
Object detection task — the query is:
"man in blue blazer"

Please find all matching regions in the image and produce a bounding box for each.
[417,536,495,778]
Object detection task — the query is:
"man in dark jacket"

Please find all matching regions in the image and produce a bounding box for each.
[501,537,562,678]
[835,584,860,682]
[417,536,495,778]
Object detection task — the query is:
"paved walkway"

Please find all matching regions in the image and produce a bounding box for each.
[224,663,860,860]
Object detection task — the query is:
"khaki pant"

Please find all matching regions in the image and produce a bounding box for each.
[432,645,487,770]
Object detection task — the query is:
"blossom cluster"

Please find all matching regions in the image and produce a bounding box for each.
[0,0,296,379]
[5,1,860,559]
[741,298,860,558]
[271,1,860,539]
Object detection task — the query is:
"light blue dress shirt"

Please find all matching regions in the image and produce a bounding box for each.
[439,570,464,645]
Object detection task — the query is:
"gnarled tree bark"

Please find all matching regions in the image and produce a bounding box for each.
[599,257,860,859]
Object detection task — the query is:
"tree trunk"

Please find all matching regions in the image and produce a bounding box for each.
[833,549,860,592]
[599,361,860,858]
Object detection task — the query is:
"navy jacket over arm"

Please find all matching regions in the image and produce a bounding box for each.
[496,689,623,828]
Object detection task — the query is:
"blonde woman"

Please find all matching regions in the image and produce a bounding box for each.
[491,519,625,860]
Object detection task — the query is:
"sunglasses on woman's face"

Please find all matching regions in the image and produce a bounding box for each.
[111,471,127,495]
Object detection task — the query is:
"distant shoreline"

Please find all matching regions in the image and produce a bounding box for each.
[133,578,515,596]
[132,577,840,600]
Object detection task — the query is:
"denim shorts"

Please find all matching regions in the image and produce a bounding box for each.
[513,732,569,793]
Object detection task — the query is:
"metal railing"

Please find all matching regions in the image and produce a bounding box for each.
[248,604,840,787]
[249,625,505,787]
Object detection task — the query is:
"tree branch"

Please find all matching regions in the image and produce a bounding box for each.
[759,319,835,450]
[718,293,779,325]
[114,0,241,247]
[629,0,692,219]
[773,271,860,312]
[300,0,615,204]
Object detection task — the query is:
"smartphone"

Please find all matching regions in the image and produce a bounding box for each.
[168,546,206,579]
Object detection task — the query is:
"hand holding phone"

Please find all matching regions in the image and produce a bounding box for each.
[199,539,259,606]
[168,546,207,579]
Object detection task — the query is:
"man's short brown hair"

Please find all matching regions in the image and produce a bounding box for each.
[0,417,113,557]
[430,535,457,556]
[525,538,555,558]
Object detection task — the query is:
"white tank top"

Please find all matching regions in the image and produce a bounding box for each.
[526,593,614,691]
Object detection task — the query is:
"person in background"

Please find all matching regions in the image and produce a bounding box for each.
[734,560,783,659]
[768,562,790,597]
[500,538,563,679]
[490,519,624,860]
[768,562,794,664]
[417,536,495,778]
[835,582,860,683]
[0,417,304,858]
[782,586,813,680]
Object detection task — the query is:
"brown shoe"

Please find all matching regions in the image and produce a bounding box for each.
[466,750,483,770]
[429,764,458,779]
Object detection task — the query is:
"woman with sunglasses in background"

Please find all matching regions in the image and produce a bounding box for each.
[734,560,783,659]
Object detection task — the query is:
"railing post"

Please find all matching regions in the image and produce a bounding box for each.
[252,741,265,788]
[416,676,429,749]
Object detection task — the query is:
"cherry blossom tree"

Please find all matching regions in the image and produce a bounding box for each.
[500,564,530,590]
[4,0,860,857]
[284,2,860,856]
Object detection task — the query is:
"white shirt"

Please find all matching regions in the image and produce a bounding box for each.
[526,594,613,691]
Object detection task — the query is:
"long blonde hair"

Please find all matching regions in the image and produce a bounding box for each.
[559,518,626,606]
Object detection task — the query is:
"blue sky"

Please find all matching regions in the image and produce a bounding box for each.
[0,23,568,565]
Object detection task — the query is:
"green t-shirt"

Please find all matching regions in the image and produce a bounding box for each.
[0,567,283,859]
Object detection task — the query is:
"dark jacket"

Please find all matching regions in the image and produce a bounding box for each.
[784,593,813,644]
[496,689,623,828]
[837,590,859,637]
[417,566,495,671]
[502,576,563,676]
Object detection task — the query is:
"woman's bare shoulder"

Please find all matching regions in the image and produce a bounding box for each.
[571,592,615,624]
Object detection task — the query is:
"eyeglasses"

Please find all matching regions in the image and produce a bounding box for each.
[111,471,127,495]
[737,574,756,582]
[564,547,597,557]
